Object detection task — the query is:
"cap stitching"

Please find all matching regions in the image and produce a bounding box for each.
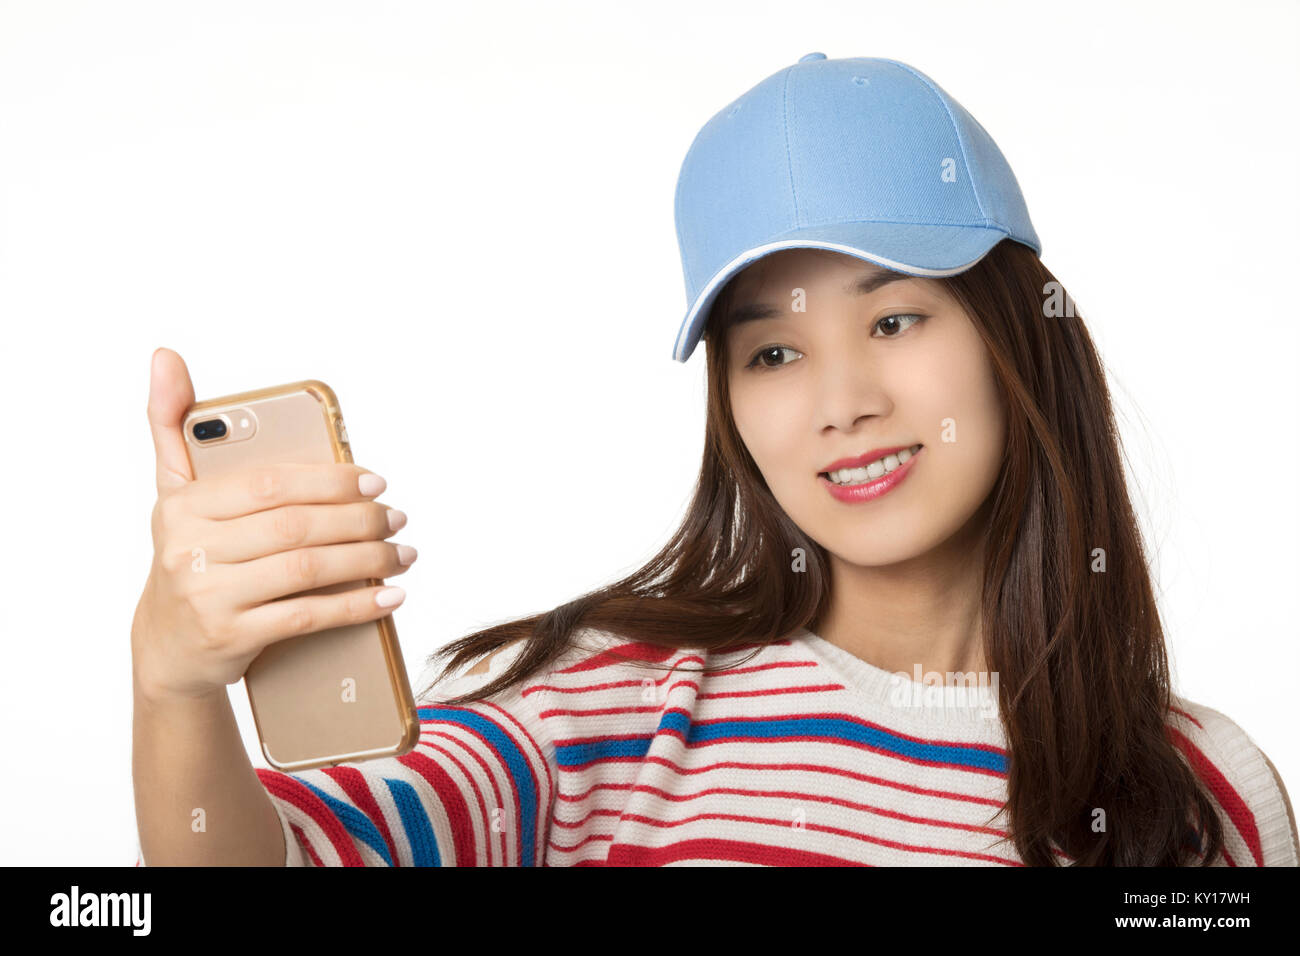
[879,59,990,226]
[789,213,1013,232]
[781,64,800,228]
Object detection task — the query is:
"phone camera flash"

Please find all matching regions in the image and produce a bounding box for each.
[240,417,250,429]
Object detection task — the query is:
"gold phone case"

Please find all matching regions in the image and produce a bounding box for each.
[182,380,419,771]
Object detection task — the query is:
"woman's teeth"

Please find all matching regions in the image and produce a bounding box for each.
[824,444,922,486]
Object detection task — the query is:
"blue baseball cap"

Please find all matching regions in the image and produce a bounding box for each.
[671,53,1042,363]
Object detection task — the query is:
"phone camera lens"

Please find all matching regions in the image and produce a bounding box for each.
[193,419,227,441]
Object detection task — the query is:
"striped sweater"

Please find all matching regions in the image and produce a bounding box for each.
[136,626,1298,866]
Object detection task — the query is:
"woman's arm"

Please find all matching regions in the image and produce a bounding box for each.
[132,350,416,865]
[132,677,286,866]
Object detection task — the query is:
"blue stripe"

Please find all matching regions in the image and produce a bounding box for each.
[556,712,1006,774]
[555,706,679,765]
[557,735,654,765]
[384,777,441,866]
[300,780,394,865]
[417,706,540,866]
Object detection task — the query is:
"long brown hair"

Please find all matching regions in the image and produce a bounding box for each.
[415,238,1225,866]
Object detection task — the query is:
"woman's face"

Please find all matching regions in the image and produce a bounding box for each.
[724,248,1006,568]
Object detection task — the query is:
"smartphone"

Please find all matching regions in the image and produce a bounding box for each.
[182,379,419,771]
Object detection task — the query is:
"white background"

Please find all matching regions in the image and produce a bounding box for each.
[1,0,1295,865]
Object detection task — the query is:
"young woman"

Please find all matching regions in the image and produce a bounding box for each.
[133,55,1298,866]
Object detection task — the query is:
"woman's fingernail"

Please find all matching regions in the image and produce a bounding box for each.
[376,586,405,607]
[359,474,387,496]
[395,544,418,566]
[387,509,408,531]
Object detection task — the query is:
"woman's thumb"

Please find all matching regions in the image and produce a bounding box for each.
[147,347,197,493]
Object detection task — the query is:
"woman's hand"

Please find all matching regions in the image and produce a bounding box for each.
[131,348,416,703]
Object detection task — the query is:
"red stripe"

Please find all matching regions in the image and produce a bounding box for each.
[540,699,694,720]
[590,813,1020,865]
[398,747,480,865]
[417,705,547,865]
[699,683,848,699]
[420,738,495,864]
[562,641,793,676]
[398,747,481,863]
[551,806,622,828]
[1166,725,1261,866]
[605,811,1021,865]
[481,699,554,865]
[557,755,1006,808]
[535,680,846,717]
[557,826,1054,867]
[694,658,819,677]
[1171,705,1204,730]
[553,830,614,853]
[558,641,682,672]
[482,699,553,811]
[549,781,1009,840]
[255,768,364,866]
[290,823,325,866]
[419,716,522,863]
[422,705,547,864]
[525,659,820,697]
[424,729,515,863]
[607,836,866,866]
[323,766,399,867]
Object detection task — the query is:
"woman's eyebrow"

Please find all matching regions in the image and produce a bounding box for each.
[727,268,916,326]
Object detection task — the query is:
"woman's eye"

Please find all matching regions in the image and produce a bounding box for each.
[745,345,802,370]
[873,313,925,337]
[744,314,926,369]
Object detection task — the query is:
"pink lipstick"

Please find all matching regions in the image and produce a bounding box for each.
[818,444,923,504]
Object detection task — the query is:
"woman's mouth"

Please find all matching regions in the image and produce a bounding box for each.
[818,444,923,503]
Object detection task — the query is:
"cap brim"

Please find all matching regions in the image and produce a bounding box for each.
[671,221,1018,362]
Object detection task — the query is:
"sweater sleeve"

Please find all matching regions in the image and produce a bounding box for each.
[1167,697,1299,867]
[134,639,555,867]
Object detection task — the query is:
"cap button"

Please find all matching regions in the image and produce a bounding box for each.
[798,52,827,63]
